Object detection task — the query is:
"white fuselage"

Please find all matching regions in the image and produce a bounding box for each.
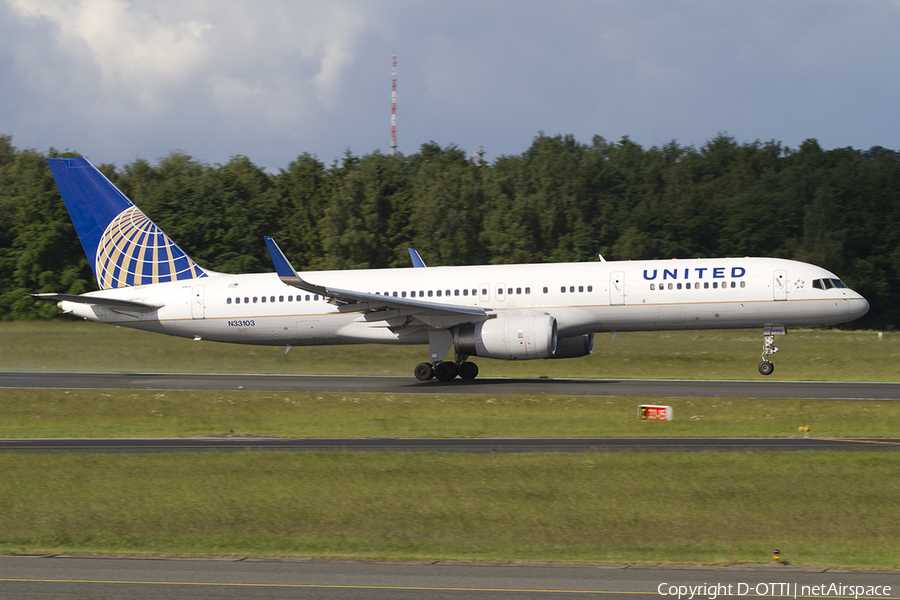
[59,257,869,352]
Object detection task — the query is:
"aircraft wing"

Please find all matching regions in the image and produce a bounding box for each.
[31,293,163,311]
[264,237,487,326]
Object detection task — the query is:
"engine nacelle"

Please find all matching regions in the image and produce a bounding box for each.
[551,333,594,359]
[454,314,557,360]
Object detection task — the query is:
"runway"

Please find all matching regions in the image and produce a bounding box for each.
[2,555,898,600]
[2,436,900,453]
[3,371,900,399]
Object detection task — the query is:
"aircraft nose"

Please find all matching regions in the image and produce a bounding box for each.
[847,297,869,321]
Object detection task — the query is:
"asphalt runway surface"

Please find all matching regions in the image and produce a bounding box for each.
[3,371,900,399]
[3,436,900,453]
[2,555,898,600]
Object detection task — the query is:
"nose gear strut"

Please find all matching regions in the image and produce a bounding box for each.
[758,327,784,376]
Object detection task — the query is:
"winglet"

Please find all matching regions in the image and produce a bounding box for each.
[408,248,427,268]
[263,237,328,295]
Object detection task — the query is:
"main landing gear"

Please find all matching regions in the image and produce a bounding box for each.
[758,329,781,376]
[414,357,479,381]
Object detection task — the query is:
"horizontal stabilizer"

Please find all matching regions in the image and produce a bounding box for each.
[31,293,163,311]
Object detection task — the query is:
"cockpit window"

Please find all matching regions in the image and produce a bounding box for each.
[813,278,849,290]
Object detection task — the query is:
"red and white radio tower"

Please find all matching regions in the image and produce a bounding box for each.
[390,56,397,156]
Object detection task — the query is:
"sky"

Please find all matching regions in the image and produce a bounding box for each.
[1,0,898,172]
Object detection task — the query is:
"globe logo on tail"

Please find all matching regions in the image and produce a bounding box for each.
[95,206,206,289]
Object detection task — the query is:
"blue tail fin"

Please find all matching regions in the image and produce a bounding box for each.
[47,157,207,290]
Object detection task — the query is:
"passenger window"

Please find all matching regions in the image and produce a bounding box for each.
[428,290,433,297]
[516,287,522,294]
[569,286,575,293]
[525,287,531,294]
[730,282,735,289]
[436,290,441,297]
[561,286,566,293]
[668,283,673,290]
[740,281,746,288]
[244,297,249,303]
[279,296,284,302]
[253,297,258,303]
[227,298,232,304]
[261,296,266,303]
[677,283,682,290]
[270,296,275,302]
[587,285,593,292]
[305,295,311,301]
[418,291,423,297]
[578,286,583,292]
[445,290,450,296]
[472,289,477,296]
[685,283,691,289]
[402,291,407,298]
[482,288,488,296]
[650,284,655,291]
[543,287,548,294]
[463,289,468,296]
[455,290,460,296]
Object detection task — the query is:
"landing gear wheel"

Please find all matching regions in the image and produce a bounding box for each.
[758,361,775,376]
[415,362,434,381]
[434,361,458,381]
[458,361,479,380]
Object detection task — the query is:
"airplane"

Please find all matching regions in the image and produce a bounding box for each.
[33,157,869,381]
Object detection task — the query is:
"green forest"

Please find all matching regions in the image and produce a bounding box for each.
[1,132,898,328]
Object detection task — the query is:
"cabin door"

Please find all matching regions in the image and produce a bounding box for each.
[773,270,787,301]
[191,286,206,320]
[610,272,625,305]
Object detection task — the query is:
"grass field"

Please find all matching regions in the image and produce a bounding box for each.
[1,451,899,568]
[1,389,898,439]
[1,321,897,381]
[2,322,899,568]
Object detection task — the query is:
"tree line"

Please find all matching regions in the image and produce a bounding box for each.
[1,132,898,328]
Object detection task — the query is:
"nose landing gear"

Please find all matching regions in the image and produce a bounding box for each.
[758,327,784,376]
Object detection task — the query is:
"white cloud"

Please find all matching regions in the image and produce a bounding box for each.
[2,0,899,171]
[9,0,214,109]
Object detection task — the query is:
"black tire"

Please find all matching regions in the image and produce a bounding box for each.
[758,361,774,376]
[434,361,458,381]
[458,361,479,380]
[415,362,434,381]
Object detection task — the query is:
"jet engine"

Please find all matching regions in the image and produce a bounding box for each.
[551,333,594,359]
[454,314,557,360]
